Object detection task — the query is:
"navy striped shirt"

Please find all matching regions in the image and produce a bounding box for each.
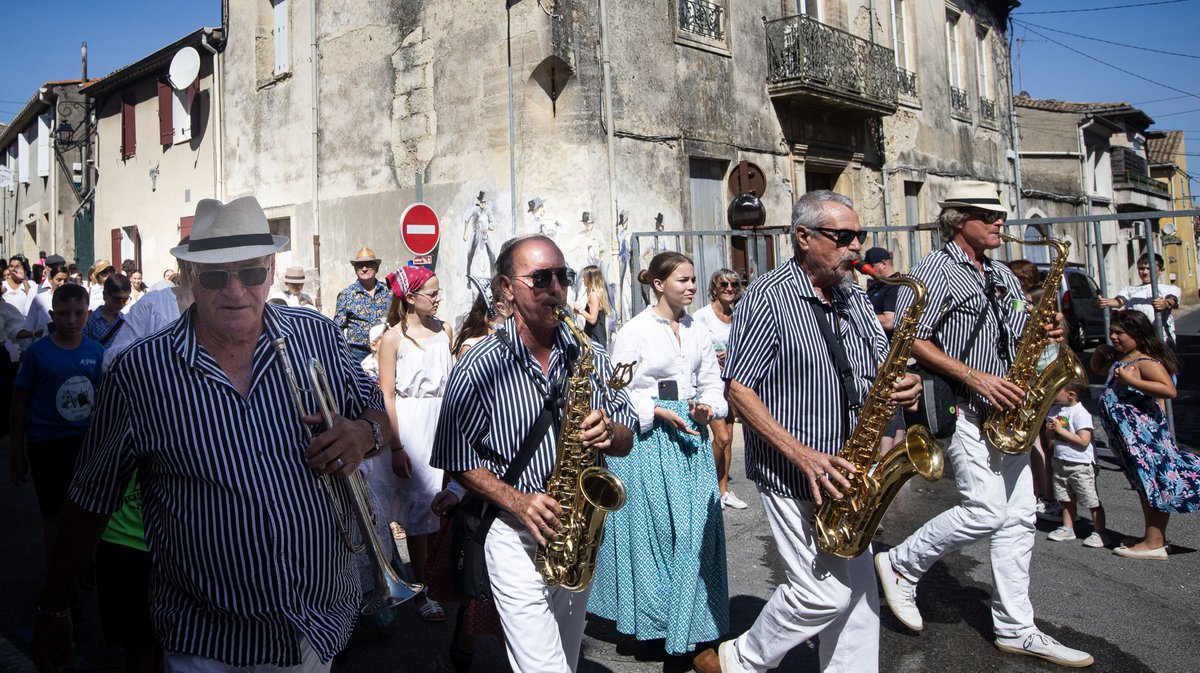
[431,317,637,494]
[894,242,1028,414]
[723,259,888,501]
[68,304,385,666]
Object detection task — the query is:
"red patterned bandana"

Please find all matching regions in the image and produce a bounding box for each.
[385,265,434,300]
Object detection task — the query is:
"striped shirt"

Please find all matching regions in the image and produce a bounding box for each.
[723,259,888,501]
[69,304,385,666]
[894,242,1028,414]
[431,316,637,494]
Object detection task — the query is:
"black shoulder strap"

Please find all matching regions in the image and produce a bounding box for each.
[807,299,857,444]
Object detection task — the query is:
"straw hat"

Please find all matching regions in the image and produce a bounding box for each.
[282,266,316,284]
[170,197,288,263]
[937,180,1008,214]
[350,247,381,264]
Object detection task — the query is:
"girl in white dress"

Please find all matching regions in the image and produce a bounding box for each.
[370,265,453,622]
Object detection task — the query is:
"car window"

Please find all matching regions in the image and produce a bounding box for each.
[1067,273,1094,299]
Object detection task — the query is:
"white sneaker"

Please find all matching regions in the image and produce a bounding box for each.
[995,631,1094,667]
[722,491,749,510]
[1036,500,1064,522]
[1047,526,1075,542]
[874,552,923,632]
[1082,532,1105,548]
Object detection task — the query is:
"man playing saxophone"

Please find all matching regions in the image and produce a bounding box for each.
[696,191,921,673]
[875,181,1094,668]
[431,235,635,673]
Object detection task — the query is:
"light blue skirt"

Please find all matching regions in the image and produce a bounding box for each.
[589,399,729,654]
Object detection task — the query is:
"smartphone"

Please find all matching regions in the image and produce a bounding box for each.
[657,379,679,401]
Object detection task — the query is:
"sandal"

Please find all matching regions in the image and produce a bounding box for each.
[418,596,447,623]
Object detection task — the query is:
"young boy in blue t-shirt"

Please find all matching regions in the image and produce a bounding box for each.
[9,283,104,557]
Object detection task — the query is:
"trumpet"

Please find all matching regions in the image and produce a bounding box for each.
[273,336,422,613]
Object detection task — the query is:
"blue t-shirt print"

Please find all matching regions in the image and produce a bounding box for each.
[14,336,105,440]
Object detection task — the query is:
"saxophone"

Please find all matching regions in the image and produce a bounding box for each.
[983,235,1086,455]
[812,268,944,559]
[534,306,630,591]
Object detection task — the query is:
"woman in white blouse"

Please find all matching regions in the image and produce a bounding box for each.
[692,268,745,510]
[589,251,730,661]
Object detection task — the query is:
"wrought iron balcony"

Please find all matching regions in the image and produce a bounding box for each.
[980,97,997,122]
[765,15,898,116]
[896,67,918,99]
[679,0,724,41]
[950,86,970,116]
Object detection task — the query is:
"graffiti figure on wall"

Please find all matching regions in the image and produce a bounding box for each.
[462,191,496,276]
[529,197,559,239]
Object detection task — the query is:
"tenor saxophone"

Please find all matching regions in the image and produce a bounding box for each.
[812,268,944,559]
[534,306,629,591]
[983,235,1086,455]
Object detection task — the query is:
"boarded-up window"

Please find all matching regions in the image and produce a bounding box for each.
[273,0,290,76]
[37,113,51,177]
[121,95,137,159]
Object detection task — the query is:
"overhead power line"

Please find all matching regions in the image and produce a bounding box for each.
[1013,20,1200,60]
[1014,0,1195,15]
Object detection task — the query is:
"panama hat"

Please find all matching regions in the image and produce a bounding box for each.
[351,247,381,264]
[171,197,288,263]
[282,266,316,283]
[937,180,1008,214]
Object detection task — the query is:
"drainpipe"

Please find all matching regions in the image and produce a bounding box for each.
[310,0,322,307]
[1079,116,1109,341]
[868,0,895,257]
[200,30,224,201]
[506,4,518,237]
[1005,21,1021,260]
[598,0,619,317]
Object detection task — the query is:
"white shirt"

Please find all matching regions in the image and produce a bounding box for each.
[268,289,316,308]
[692,304,732,347]
[1117,282,1181,340]
[3,280,34,316]
[1048,401,1095,464]
[89,284,105,311]
[0,300,26,361]
[610,306,727,433]
[103,286,185,370]
[23,292,52,337]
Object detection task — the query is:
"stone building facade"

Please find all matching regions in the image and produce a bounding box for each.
[219,0,1017,318]
[1147,129,1198,304]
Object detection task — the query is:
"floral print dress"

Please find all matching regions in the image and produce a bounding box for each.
[1099,358,1200,514]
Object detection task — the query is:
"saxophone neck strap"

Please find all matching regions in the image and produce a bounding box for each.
[806,299,858,445]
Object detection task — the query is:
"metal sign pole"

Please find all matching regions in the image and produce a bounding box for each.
[1141,222,1175,437]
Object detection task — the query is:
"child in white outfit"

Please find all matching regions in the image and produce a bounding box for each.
[1044,379,1107,548]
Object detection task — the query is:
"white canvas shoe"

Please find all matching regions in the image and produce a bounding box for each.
[995,631,1094,667]
[875,552,923,632]
[721,491,749,510]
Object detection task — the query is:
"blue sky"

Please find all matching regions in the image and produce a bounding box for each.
[3,1,1200,161]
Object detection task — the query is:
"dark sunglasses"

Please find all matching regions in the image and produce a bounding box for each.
[808,227,868,246]
[518,267,576,289]
[195,266,271,291]
[970,210,1006,225]
[716,280,742,289]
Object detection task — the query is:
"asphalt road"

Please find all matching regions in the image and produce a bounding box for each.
[2,308,1197,672]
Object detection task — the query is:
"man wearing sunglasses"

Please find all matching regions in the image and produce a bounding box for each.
[701,191,921,673]
[334,247,390,360]
[432,235,636,673]
[34,197,391,671]
[876,181,1093,667]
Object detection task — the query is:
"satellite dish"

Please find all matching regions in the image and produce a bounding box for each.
[1163,222,1178,236]
[168,47,201,90]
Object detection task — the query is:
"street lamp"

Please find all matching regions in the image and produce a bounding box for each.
[53,97,95,271]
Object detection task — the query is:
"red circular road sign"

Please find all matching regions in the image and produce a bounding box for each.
[400,203,440,256]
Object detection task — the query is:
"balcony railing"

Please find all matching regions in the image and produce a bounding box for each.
[1111,147,1170,197]
[896,67,918,98]
[980,97,996,122]
[950,86,970,116]
[765,15,898,115]
[679,0,724,41]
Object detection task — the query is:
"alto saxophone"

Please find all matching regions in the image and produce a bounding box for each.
[534,306,630,591]
[812,269,944,559]
[983,235,1086,455]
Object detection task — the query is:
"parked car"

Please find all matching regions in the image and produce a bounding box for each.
[1034,263,1107,351]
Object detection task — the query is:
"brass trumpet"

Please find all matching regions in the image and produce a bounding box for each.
[273,337,422,613]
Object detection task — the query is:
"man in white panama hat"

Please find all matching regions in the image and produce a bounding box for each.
[875,181,1094,668]
[270,265,318,309]
[34,196,393,671]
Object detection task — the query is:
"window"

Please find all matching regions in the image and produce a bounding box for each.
[272,0,290,76]
[945,10,961,89]
[676,0,730,53]
[121,95,136,159]
[891,0,909,69]
[975,28,991,100]
[797,0,820,19]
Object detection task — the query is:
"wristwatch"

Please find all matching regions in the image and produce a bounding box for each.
[363,418,385,459]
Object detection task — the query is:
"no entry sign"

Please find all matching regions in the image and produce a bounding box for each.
[400,203,440,256]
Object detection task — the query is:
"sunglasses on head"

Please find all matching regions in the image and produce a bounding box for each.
[808,227,868,247]
[518,267,576,289]
[195,266,271,291]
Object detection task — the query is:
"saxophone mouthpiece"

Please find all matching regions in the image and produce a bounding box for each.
[853,260,877,276]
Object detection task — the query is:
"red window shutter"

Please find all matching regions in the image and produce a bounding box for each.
[158,81,174,145]
[130,225,142,271]
[179,216,194,243]
[121,95,137,159]
[111,228,122,267]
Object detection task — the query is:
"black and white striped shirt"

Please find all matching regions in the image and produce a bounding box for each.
[894,242,1028,414]
[723,259,888,501]
[69,305,385,666]
[431,317,636,494]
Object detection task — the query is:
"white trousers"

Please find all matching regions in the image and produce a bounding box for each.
[888,410,1037,637]
[164,636,329,673]
[485,512,590,673]
[730,489,879,673]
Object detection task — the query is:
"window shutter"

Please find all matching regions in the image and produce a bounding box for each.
[129,225,142,271]
[273,0,290,75]
[37,114,51,177]
[122,95,137,159]
[158,81,174,145]
[179,216,194,242]
[111,228,123,267]
[17,129,30,183]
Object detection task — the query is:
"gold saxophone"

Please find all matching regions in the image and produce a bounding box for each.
[983,235,1086,455]
[812,271,944,559]
[534,306,631,591]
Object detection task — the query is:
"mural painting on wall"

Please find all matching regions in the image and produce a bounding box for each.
[528,197,560,239]
[615,210,631,322]
[462,190,496,276]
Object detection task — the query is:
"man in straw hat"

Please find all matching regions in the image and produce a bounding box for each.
[334,246,390,360]
[875,180,1093,667]
[33,196,393,671]
[463,190,496,275]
